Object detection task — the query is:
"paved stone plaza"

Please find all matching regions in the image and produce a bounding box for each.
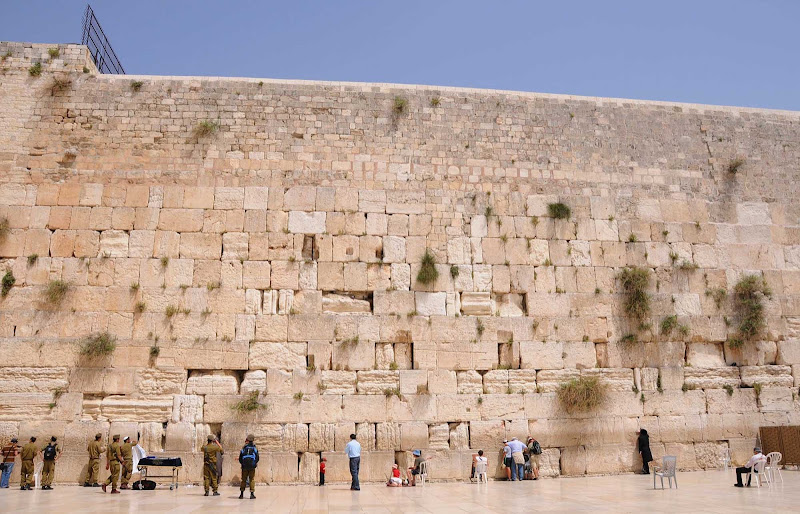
[0,471,797,512]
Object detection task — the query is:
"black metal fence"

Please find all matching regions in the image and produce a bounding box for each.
[80,4,125,74]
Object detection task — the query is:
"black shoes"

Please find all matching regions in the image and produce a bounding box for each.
[250,492,256,499]
[734,483,743,487]
[204,491,209,496]
[239,492,244,499]
[213,491,220,496]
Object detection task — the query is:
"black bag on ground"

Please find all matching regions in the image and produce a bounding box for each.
[132,479,157,490]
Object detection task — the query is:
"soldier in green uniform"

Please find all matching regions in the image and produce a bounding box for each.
[39,436,61,490]
[102,434,123,494]
[120,436,134,489]
[19,436,38,490]
[202,434,223,496]
[84,433,103,487]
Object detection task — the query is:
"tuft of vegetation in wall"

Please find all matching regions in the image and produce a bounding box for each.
[80,332,117,357]
[618,266,651,327]
[130,81,143,92]
[193,120,219,138]
[28,62,42,77]
[416,249,439,285]
[392,96,408,115]
[727,158,745,174]
[547,202,571,220]
[231,390,267,413]
[728,274,771,348]
[47,48,59,58]
[557,376,607,413]
[1,270,16,297]
[42,280,71,307]
[0,216,9,241]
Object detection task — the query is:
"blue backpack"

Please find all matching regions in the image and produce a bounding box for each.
[240,445,258,469]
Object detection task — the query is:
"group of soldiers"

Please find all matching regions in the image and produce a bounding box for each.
[3,432,260,498]
[2,433,138,493]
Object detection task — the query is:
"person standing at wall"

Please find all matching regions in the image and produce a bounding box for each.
[1,438,20,488]
[501,440,512,480]
[345,434,361,491]
[119,437,134,489]
[238,434,258,500]
[202,434,223,496]
[637,429,653,475]
[39,436,61,490]
[102,434,123,494]
[19,437,38,490]
[527,437,542,480]
[319,457,326,486]
[84,433,103,487]
[508,437,526,481]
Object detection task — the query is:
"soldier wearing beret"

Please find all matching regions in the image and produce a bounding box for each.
[84,433,104,487]
[102,434,123,494]
[202,434,223,496]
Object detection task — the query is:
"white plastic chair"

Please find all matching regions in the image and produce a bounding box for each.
[474,459,488,483]
[747,459,769,488]
[33,462,43,489]
[418,461,429,486]
[765,452,783,483]
[720,448,731,471]
[653,456,677,489]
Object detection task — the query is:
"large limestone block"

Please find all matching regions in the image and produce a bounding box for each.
[356,370,399,394]
[341,395,388,423]
[520,341,564,370]
[309,423,335,452]
[288,211,326,234]
[186,370,239,395]
[706,388,758,414]
[299,451,320,483]
[663,442,698,471]
[322,294,371,314]
[320,370,356,395]
[483,369,509,394]
[535,369,579,393]
[740,365,794,387]
[428,370,457,394]
[415,292,446,316]
[449,423,470,450]
[777,340,800,365]
[585,444,637,474]
[683,367,740,389]
[469,419,504,451]
[508,370,537,394]
[240,370,267,393]
[373,290,415,315]
[376,422,400,451]
[96,396,172,422]
[480,394,525,420]
[400,422,429,450]
[581,368,634,392]
[694,442,729,470]
[758,387,796,412]
[356,422,376,451]
[250,342,307,370]
[399,370,427,395]
[457,370,483,394]
[171,395,203,423]
[136,368,187,396]
[724,341,778,366]
[0,367,69,392]
[600,341,686,368]
[0,392,81,421]
[387,394,437,423]
[332,341,375,371]
[686,343,726,367]
[643,390,706,416]
[460,292,493,315]
[560,446,587,476]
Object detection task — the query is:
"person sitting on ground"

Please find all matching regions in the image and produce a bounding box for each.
[406,450,431,486]
[387,463,402,487]
[734,447,766,487]
[501,440,512,480]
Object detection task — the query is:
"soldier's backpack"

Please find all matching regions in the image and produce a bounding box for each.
[531,440,542,455]
[132,479,156,490]
[43,443,57,461]
[240,445,258,470]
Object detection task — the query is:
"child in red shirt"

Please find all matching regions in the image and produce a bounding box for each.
[319,457,326,486]
[387,463,402,487]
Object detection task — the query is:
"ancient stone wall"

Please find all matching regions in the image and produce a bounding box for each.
[0,41,799,484]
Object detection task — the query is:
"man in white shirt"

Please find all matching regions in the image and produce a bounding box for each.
[508,437,526,481]
[734,447,765,487]
[345,434,361,491]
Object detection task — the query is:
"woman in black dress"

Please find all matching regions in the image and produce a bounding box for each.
[637,429,653,474]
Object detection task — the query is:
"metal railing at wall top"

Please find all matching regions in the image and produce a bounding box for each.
[80,3,125,74]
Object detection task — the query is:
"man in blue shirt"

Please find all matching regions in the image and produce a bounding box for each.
[345,434,361,490]
[508,437,526,481]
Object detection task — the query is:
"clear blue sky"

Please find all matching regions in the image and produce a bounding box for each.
[3,0,799,110]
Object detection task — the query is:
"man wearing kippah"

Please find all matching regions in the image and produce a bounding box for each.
[734,447,766,487]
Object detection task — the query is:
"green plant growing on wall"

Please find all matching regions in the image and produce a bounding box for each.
[706,287,726,309]
[43,280,71,307]
[618,266,651,327]
[134,301,146,314]
[430,96,440,107]
[27,254,38,266]
[231,390,266,413]
[728,274,771,348]
[149,344,160,358]
[80,332,117,357]
[0,216,9,241]
[724,384,734,396]
[727,158,745,173]
[47,48,59,58]
[2,270,16,297]
[476,318,485,338]
[392,96,408,115]
[620,333,636,345]
[557,376,607,413]
[28,62,42,76]
[660,315,678,336]
[547,202,571,219]
[193,120,219,138]
[450,265,459,280]
[131,81,143,91]
[416,249,439,285]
